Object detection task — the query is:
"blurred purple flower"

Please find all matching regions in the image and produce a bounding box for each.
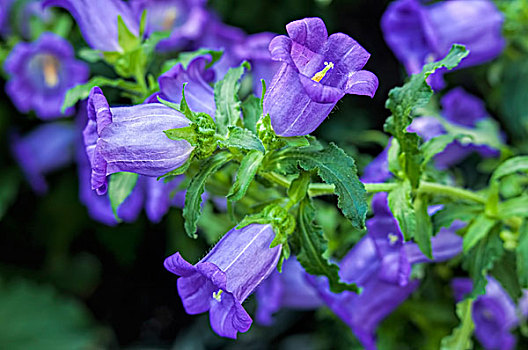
[452,277,518,350]
[255,257,322,325]
[148,55,216,117]
[307,192,463,349]
[11,122,75,194]
[164,224,282,338]
[4,33,89,119]
[43,0,139,52]
[0,0,14,37]
[408,88,501,168]
[263,17,378,136]
[381,0,504,89]
[130,0,208,51]
[361,139,392,184]
[83,87,193,195]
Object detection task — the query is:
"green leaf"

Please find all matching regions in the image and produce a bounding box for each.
[414,194,433,258]
[292,143,367,230]
[108,172,139,221]
[517,221,528,288]
[440,299,474,350]
[491,156,528,182]
[218,126,265,152]
[214,61,251,135]
[0,278,102,350]
[297,198,359,293]
[387,180,416,240]
[433,203,482,231]
[463,228,504,297]
[227,150,264,201]
[442,119,504,153]
[498,195,528,218]
[282,136,310,148]
[183,152,233,238]
[61,76,139,113]
[117,15,140,52]
[241,94,261,134]
[163,49,223,72]
[384,45,469,188]
[287,171,311,205]
[421,134,458,166]
[463,214,497,252]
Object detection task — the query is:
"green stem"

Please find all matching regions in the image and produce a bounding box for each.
[260,171,486,204]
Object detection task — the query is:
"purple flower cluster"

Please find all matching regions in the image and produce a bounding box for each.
[381,0,504,89]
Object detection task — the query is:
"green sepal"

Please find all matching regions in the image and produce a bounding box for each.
[241,94,261,135]
[164,126,198,145]
[108,172,139,221]
[384,44,469,188]
[218,126,265,153]
[257,114,283,151]
[158,158,193,179]
[183,152,233,238]
[117,15,141,52]
[214,61,251,135]
[282,136,310,148]
[440,299,475,350]
[227,150,264,202]
[296,198,360,293]
[387,180,416,240]
[287,171,311,206]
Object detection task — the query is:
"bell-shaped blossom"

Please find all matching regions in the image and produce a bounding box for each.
[83,87,193,195]
[164,224,282,338]
[408,88,501,168]
[4,33,89,119]
[11,122,76,194]
[307,192,463,349]
[452,277,518,350]
[130,0,208,51]
[43,0,139,52]
[148,55,216,117]
[263,17,378,137]
[255,257,322,325]
[381,0,504,89]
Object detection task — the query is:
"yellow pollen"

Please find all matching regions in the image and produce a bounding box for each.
[42,55,59,88]
[388,233,399,245]
[311,61,334,82]
[162,8,179,31]
[212,289,223,302]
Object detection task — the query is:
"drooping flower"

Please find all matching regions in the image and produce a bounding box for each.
[4,33,89,119]
[11,122,76,194]
[263,17,378,137]
[164,224,282,338]
[408,88,501,168]
[255,257,322,325]
[148,55,216,117]
[381,0,504,89]
[452,277,518,350]
[307,192,463,349]
[43,0,139,52]
[76,103,143,225]
[130,0,208,51]
[83,87,193,195]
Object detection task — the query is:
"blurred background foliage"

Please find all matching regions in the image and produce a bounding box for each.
[1,0,528,349]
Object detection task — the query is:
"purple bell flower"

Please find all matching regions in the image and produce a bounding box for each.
[148,55,216,117]
[83,87,193,195]
[263,17,378,137]
[452,277,518,350]
[11,122,75,194]
[255,257,322,325]
[76,103,143,225]
[307,192,463,349]
[408,88,501,168]
[43,0,139,52]
[381,0,504,89]
[164,224,282,339]
[130,0,208,51]
[4,33,89,119]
